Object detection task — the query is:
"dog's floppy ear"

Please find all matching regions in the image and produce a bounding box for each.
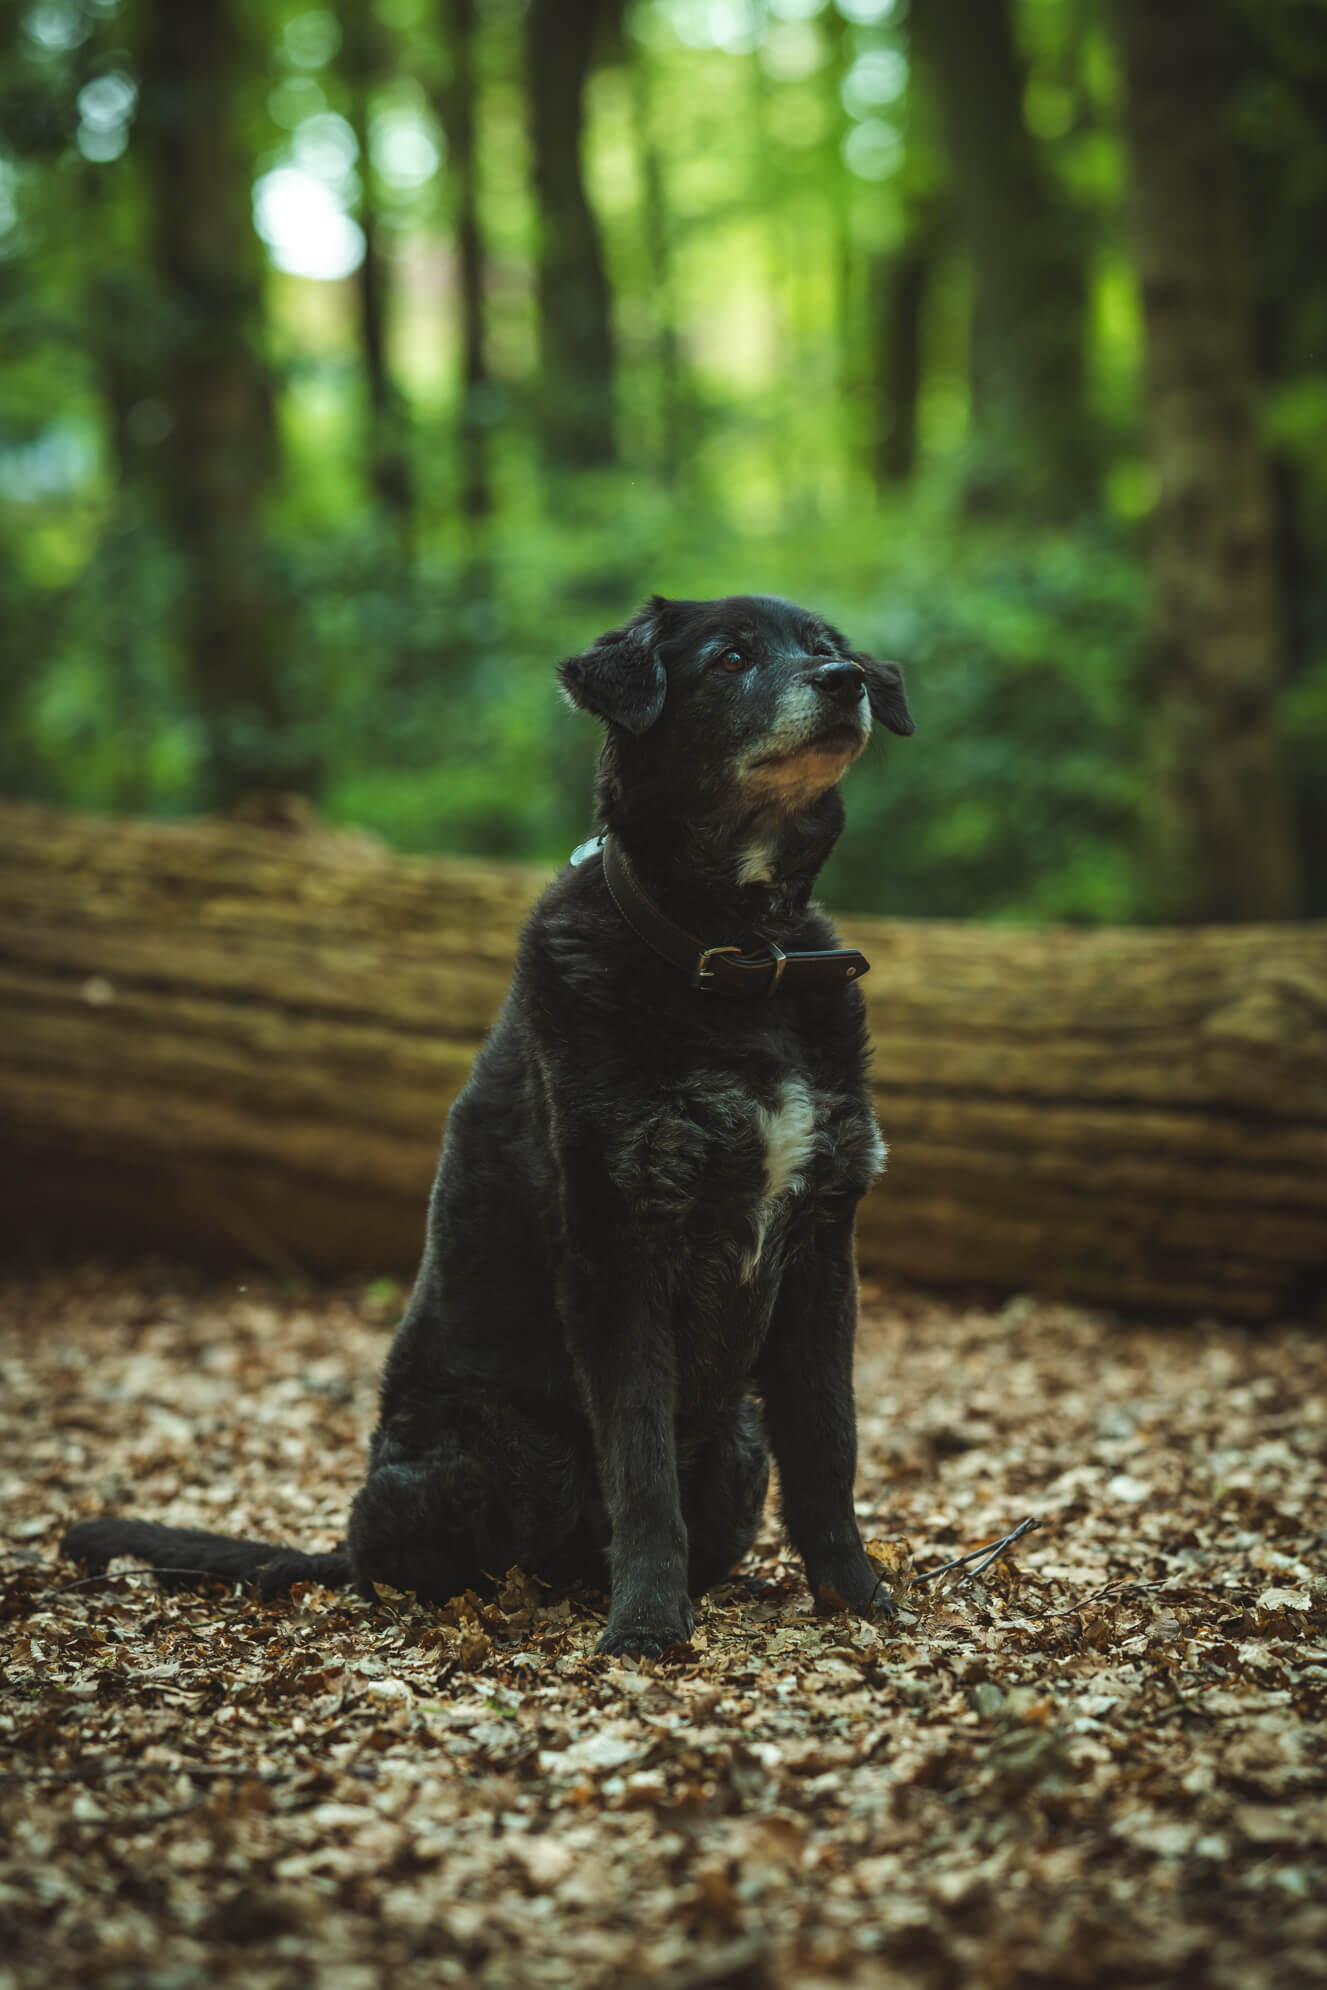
[559,599,668,736]
[852,652,915,737]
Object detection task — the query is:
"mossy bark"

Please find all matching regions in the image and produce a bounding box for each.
[1110,0,1301,921]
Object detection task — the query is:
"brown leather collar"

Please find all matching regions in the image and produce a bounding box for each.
[590,832,870,998]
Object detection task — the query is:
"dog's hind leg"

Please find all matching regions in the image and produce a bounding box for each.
[679,1397,771,1596]
[347,1399,605,1603]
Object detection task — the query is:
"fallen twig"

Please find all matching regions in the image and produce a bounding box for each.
[913,1517,1041,1588]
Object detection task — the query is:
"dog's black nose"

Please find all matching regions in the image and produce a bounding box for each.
[810,661,865,706]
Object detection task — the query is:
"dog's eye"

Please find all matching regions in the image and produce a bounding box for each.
[717,648,746,673]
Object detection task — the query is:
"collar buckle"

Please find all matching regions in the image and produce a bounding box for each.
[599,833,870,998]
[693,939,788,995]
[692,944,743,991]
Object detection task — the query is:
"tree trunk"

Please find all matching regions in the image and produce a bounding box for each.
[433,0,493,521]
[524,0,616,470]
[2,805,1323,1321]
[339,0,414,528]
[1236,4,1327,913]
[133,0,304,804]
[864,9,948,493]
[910,0,1091,516]
[626,37,688,490]
[1110,0,1301,923]
[869,233,933,489]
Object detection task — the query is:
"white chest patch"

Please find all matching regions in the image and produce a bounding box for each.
[758,1077,817,1200]
[735,837,778,886]
[742,1076,817,1280]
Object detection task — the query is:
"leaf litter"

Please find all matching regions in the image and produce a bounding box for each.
[1,1260,1325,1989]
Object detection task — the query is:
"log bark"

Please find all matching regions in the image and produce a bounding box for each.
[2,804,1324,1321]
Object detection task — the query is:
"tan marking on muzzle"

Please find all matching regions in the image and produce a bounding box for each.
[738,737,866,810]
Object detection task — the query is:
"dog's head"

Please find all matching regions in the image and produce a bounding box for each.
[560,595,913,829]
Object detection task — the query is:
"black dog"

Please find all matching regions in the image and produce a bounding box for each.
[63,594,915,1658]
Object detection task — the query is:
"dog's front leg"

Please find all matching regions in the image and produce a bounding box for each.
[561,1262,694,1659]
[757,1217,893,1620]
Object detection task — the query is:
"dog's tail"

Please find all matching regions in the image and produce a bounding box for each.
[61,1517,354,1598]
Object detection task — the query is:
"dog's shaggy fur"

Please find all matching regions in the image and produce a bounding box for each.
[64,594,915,1658]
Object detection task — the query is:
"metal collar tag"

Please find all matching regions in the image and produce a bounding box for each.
[568,833,606,868]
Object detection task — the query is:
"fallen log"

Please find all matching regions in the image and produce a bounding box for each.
[1,801,1323,1319]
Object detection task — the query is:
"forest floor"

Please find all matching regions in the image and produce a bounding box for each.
[1,1259,1324,1990]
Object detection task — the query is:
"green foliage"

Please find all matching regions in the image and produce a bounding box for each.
[1,0,1324,921]
[818,512,1143,921]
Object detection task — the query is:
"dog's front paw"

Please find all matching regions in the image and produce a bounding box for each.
[597,1595,695,1659]
[816,1577,899,1622]
[810,1554,898,1621]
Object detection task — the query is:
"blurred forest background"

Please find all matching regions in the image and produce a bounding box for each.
[1,0,1325,924]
